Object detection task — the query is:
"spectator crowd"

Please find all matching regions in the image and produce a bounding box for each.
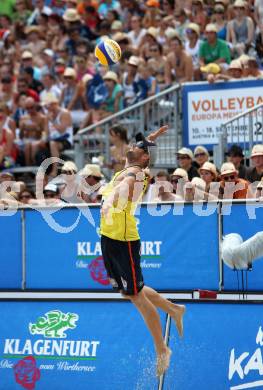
[0,0,262,207]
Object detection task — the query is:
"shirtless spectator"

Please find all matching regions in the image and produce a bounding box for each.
[246,144,263,183]
[19,97,47,165]
[165,32,193,84]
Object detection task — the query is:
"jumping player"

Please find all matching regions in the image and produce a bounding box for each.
[100,125,185,376]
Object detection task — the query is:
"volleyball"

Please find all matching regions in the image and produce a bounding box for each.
[95,38,122,66]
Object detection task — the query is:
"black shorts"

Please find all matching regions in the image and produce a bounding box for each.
[101,235,144,295]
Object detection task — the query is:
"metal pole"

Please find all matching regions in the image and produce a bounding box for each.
[248,112,254,160]
[21,209,26,290]
[218,202,224,291]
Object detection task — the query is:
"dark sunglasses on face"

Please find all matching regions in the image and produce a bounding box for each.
[177,155,190,160]
[222,175,236,181]
[171,179,179,184]
[61,170,76,175]
[194,152,206,158]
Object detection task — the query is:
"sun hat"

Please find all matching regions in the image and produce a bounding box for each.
[220,162,237,176]
[177,147,194,159]
[250,144,263,157]
[103,71,118,83]
[171,168,189,180]
[79,164,104,178]
[63,8,80,22]
[200,162,217,177]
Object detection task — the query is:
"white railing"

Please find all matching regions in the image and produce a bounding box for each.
[217,102,263,166]
[73,84,182,174]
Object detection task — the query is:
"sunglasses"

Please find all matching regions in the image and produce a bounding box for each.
[177,155,190,160]
[235,6,245,9]
[171,179,179,184]
[222,174,236,181]
[86,175,101,181]
[61,170,76,175]
[194,152,206,158]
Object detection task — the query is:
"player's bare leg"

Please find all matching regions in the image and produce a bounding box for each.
[143,286,186,338]
[127,289,172,376]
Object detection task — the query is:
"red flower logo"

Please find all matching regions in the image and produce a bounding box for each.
[89,256,110,285]
[14,356,40,390]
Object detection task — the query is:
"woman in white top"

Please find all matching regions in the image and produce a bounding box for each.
[127,15,146,50]
[184,23,202,80]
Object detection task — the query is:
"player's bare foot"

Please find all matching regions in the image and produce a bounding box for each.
[171,304,186,338]
[156,347,172,377]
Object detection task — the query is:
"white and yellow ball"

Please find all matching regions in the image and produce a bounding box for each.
[95,38,122,66]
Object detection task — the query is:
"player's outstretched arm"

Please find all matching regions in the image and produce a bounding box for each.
[147,125,168,142]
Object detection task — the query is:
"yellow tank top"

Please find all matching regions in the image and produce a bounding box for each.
[100,168,147,241]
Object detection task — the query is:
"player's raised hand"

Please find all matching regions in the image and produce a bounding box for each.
[147,125,168,141]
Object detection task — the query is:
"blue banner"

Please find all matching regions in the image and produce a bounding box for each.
[25,207,112,290]
[222,203,263,291]
[137,204,219,290]
[182,79,263,149]
[0,211,22,289]
[164,302,263,390]
[0,300,165,389]
[25,205,219,291]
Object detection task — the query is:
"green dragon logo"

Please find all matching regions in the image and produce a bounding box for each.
[29,310,79,338]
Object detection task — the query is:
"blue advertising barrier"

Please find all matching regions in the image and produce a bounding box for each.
[25,204,219,291]
[0,211,22,289]
[1,299,263,390]
[25,207,112,290]
[0,300,166,390]
[182,79,263,150]
[222,203,263,291]
[164,301,263,390]
[137,204,219,290]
